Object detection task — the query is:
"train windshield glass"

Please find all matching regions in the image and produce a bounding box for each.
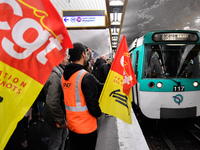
[144,44,200,78]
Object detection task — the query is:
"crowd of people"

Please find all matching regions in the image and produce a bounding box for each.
[5,43,112,150]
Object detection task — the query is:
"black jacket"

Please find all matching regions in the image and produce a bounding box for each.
[92,58,109,83]
[63,63,102,118]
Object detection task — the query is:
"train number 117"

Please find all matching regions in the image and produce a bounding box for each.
[173,86,185,92]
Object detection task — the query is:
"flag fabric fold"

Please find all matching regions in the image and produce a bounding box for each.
[0,1,73,149]
[99,35,137,124]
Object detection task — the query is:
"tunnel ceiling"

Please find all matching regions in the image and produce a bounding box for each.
[120,0,200,46]
[51,0,200,57]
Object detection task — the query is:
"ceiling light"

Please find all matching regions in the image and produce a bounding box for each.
[110,0,124,6]
[111,20,120,26]
[112,33,118,36]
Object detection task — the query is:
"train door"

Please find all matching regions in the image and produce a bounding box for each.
[132,50,140,106]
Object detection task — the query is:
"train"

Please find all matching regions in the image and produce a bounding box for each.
[129,30,200,119]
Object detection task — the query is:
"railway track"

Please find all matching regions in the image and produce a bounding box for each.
[186,122,200,142]
[140,118,200,150]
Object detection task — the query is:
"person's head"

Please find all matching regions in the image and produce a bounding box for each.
[69,43,86,65]
[100,55,106,61]
[106,59,111,64]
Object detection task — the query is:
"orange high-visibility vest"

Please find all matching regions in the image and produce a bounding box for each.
[62,69,97,134]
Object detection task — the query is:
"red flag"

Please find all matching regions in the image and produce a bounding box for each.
[0,0,73,84]
[99,35,137,124]
[0,1,73,149]
[111,35,137,95]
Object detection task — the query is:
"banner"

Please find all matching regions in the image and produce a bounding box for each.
[99,35,137,124]
[0,0,73,149]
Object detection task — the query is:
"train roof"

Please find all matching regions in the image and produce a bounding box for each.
[129,30,200,50]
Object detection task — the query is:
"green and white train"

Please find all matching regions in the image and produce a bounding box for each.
[129,30,200,119]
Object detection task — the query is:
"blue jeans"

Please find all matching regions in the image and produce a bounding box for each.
[39,102,43,117]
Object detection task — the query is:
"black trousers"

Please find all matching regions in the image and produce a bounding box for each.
[69,129,97,150]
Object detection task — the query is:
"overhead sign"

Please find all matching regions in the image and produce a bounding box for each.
[62,10,106,28]
[152,32,198,42]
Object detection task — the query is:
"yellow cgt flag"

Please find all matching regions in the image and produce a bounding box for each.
[99,35,137,124]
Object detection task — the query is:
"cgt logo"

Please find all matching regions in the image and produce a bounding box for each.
[172,94,183,105]
[63,82,72,90]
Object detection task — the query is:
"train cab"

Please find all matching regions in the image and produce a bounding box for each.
[130,30,200,119]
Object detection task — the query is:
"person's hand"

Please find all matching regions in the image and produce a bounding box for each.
[59,121,68,129]
[87,47,91,53]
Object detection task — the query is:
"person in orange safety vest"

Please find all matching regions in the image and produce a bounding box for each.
[61,43,102,150]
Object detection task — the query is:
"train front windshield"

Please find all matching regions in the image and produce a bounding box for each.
[144,44,200,78]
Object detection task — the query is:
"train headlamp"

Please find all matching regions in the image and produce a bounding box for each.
[156,82,163,88]
[148,82,155,88]
[193,81,198,87]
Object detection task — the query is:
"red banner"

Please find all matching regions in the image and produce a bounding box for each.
[111,35,137,95]
[0,0,73,84]
[0,1,73,149]
[99,35,137,124]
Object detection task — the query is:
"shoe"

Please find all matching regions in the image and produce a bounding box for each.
[39,117,44,122]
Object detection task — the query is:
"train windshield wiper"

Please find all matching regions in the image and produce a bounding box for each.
[169,78,181,86]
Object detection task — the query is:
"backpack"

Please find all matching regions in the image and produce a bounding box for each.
[92,63,108,83]
[92,65,101,81]
[43,66,64,126]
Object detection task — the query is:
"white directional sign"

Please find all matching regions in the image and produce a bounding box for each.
[62,10,106,28]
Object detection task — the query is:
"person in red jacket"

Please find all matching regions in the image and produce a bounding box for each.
[62,43,102,150]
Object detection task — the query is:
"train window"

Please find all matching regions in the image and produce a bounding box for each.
[143,44,200,78]
[130,53,132,61]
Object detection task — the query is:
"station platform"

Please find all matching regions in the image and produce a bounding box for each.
[5,109,149,150]
[96,109,149,150]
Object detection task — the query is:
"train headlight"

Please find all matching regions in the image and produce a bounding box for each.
[156,82,163,88]
[148,82,155,88]
[193,81,198,87]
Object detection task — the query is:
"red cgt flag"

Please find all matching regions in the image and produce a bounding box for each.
[99,35,137,124]
[0,0,73,84]
[111,35,137,95]
[0,0,73,149]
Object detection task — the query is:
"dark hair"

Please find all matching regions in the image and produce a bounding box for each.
[69,43,85,62]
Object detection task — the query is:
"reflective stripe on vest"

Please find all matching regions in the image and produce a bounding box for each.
[65,69,88,112]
